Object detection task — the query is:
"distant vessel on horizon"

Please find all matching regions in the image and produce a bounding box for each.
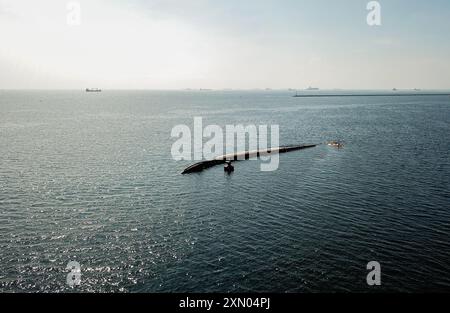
[86,88,102,92]
[306,86,319,91]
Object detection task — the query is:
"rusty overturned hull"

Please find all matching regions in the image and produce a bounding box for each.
[181,144,317,174]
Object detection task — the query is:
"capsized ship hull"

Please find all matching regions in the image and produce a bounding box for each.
[181,144,317,174]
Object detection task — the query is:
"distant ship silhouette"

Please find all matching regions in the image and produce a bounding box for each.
[306,86,319,91]
[86,88,102,92]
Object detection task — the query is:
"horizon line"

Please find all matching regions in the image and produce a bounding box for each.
[2,88,450,92]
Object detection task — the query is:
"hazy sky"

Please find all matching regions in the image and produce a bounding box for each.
[1,0,450,89]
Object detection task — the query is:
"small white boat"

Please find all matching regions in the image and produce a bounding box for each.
[328,141,343,148]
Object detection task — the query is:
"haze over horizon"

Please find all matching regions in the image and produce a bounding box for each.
[1,0,450,90]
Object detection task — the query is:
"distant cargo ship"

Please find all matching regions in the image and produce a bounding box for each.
[306,86,319,91]
[86,88,102,92]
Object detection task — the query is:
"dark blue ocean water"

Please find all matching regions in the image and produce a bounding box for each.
[0,90,449,292]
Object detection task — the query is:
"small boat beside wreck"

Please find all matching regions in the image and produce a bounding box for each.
[327,141,344,148]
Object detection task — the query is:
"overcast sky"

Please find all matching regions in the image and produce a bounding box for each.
[1,0,450,89]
